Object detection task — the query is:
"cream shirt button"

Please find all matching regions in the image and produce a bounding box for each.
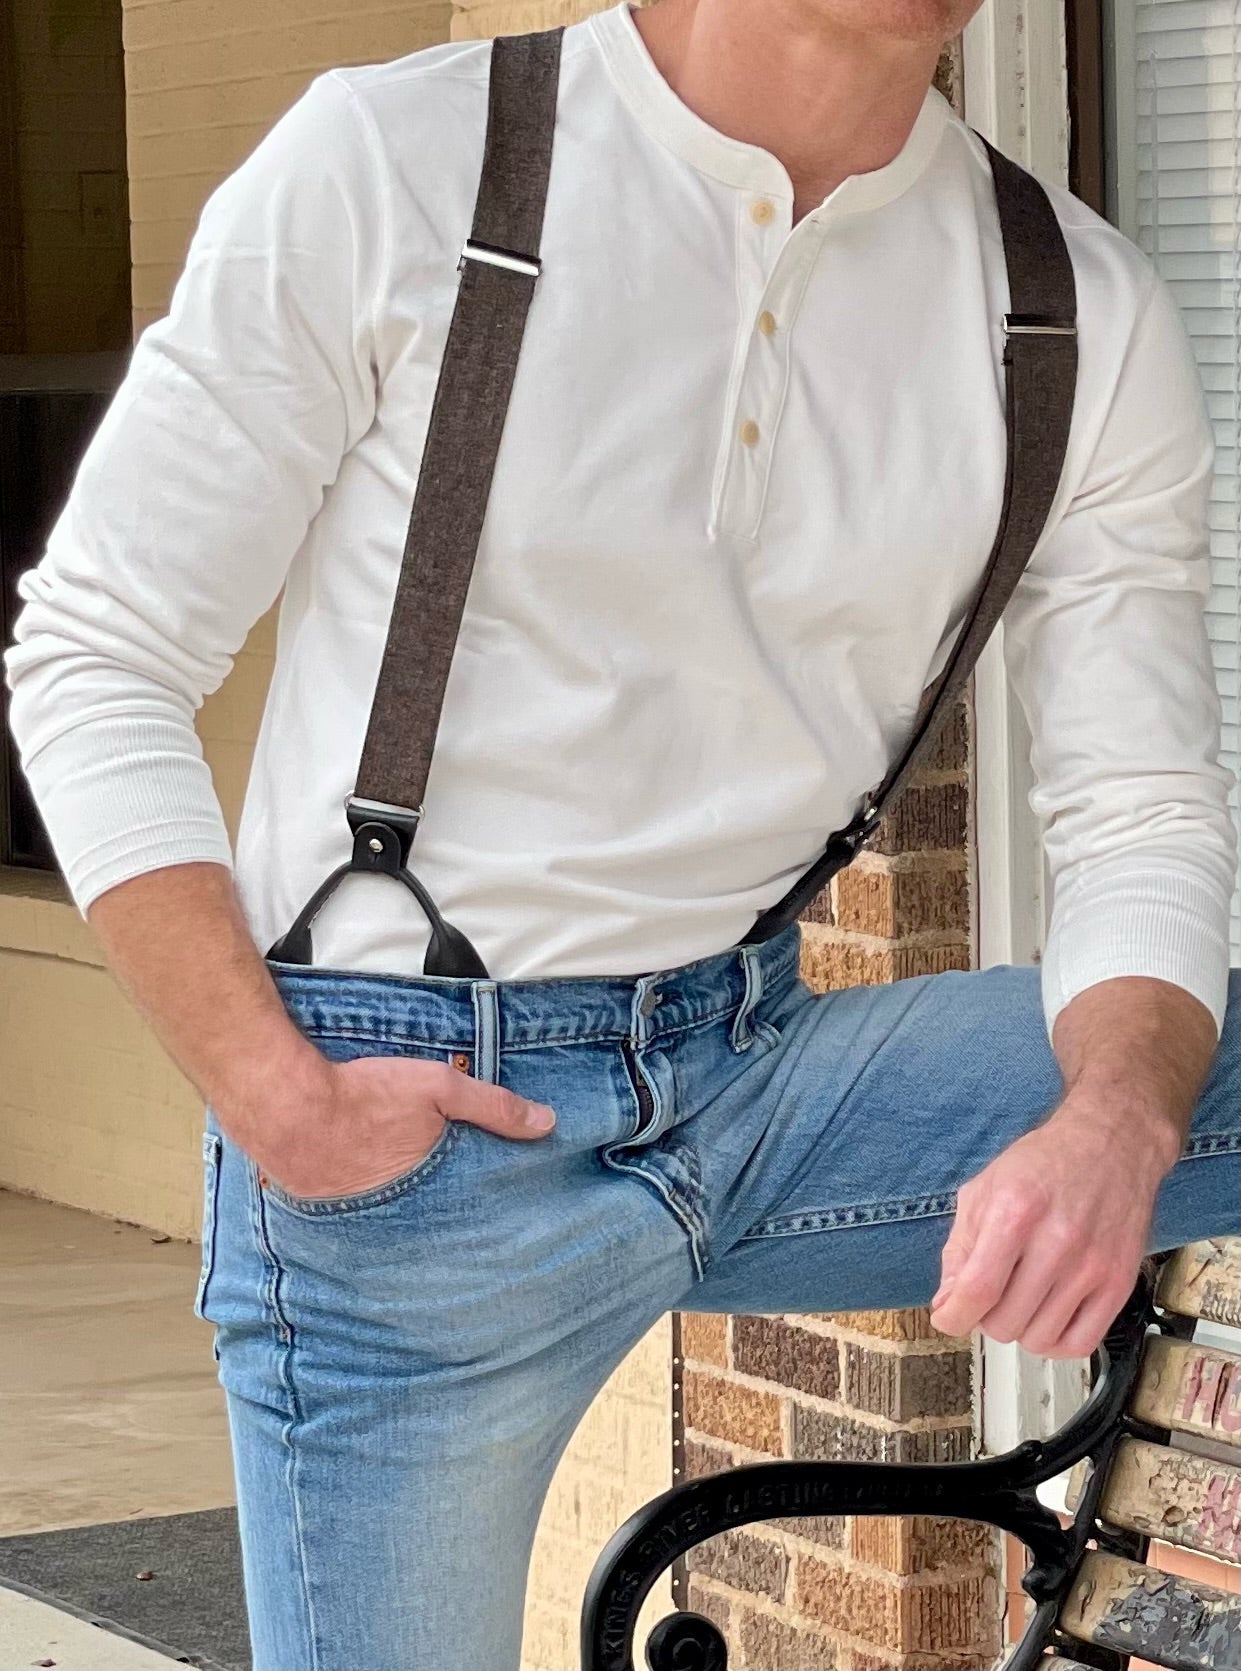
[739,418,761,445]
[749,198,774,224]
[757,310,777,336]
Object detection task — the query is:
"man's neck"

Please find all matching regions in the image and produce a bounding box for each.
[629,0,943,208]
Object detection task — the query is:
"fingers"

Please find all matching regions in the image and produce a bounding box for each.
[433,1064,556,1140]
[1016,1260,1136,1359]
[975,1246,1087,1350]
[930,1184,1026,1339]
[931,1170,1143,1357]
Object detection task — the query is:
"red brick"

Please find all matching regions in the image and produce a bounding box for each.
[902,1573,1001,1654]
[830,1308,943,1343]
[849,1516,999,1577]
[685,1528,789,1602]
[683,1369,784,1456]
[870,782,968,857]
[916,697,970,773]
[771,1511,847,1546]
[680,1311,729,1369]
[739,1607,840,1670]
[843,1654,995,1671]
[843,1343,973,1422]
[794,1556,901,1647]
[834,862,969,939]
[798,931,970,993]
[683,1574,731,1642]
[791,1406,973,1465]
[682,1436,733,1481]
[732,1315,841,1402]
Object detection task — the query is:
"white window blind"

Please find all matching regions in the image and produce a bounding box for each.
[1108,0,1241,958]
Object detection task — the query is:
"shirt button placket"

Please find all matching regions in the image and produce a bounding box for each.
[715,190,782,538]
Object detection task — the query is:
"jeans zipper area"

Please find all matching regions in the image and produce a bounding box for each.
[622,1039,659,1141]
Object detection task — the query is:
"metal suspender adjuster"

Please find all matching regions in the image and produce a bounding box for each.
[458,239,542,277]
[1003,314,1077,337]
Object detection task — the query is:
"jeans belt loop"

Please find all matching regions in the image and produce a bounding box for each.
[731,946,764,1052]
[633,975,661,1046]
[472,981,500,1084]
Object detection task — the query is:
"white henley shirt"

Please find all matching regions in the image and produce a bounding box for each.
[4,0,1237,1037]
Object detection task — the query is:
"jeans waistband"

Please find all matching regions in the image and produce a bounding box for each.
[265,922,801,1051]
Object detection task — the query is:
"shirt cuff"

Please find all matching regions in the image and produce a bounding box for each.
[1041,865,1234,1043]
[14,715,235,917]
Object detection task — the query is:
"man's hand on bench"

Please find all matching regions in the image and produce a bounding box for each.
[929,974,1219,1357]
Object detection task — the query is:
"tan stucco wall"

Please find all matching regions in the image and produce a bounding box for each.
[0,1,671,1658]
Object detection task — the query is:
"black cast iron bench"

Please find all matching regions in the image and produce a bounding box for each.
[580,1237,1240,1671]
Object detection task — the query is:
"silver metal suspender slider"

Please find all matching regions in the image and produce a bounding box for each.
[1003,314,1077,337]
[458,239,542,277]
[344,794,425,826]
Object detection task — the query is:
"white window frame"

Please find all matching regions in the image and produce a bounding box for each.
[962,0,1094,1485]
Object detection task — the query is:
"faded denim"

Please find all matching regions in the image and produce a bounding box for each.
[195,925,1241,1670]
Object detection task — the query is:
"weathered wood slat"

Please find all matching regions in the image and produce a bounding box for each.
[1096,1437,1240,1561]
[1060,1548,1240,1671]
[1157,1240,1241,1327]
[1133,1333,1241,1446]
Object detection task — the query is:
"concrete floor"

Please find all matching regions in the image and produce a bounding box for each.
[0,1589,184,1670]
[0,1189,234,1668]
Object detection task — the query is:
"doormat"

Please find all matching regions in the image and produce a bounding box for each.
[0,1506,247,1670]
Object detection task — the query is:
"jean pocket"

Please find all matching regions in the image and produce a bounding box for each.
[194,1131,223,1321]
[262,1118,460,1218]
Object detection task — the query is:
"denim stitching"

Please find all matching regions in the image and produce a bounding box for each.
[738,1190,959,1241]
[294,1001,749,1054]
[272,947,802,1053]
[737,1130,1238,1243]
[602,1153,707,1279]
[248,1166,323,1666]
[264,1121,461,1218]
[1182,1132,1239,1158]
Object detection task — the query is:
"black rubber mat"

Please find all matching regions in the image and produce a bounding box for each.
[0,1506,248,1670]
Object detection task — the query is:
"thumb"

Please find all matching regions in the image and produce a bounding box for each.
[436,1068,556,1141]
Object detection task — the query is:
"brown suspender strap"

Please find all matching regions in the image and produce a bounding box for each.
[267,40,1079,975]
[738,137,1078,945]
[267,27,564,971]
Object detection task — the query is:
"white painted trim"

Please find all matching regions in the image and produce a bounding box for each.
[963,1,1092,1483]
[964,0,1070,976]
[963,0,1071,177]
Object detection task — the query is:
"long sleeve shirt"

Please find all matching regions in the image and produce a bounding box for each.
[4,0,1237,1036]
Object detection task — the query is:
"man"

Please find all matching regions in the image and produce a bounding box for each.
[4,1,1237,1666]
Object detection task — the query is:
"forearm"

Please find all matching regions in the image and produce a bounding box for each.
[85,862,329,1147]
[1048,973,1219,1168]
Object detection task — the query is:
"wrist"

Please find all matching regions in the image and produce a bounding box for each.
[214,1032,333,1154]
[1048,1082,1185,1174]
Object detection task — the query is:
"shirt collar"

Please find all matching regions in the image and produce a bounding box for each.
[587,0,951,216]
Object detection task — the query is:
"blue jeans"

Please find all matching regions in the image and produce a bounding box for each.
[196,926,1240,1670]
